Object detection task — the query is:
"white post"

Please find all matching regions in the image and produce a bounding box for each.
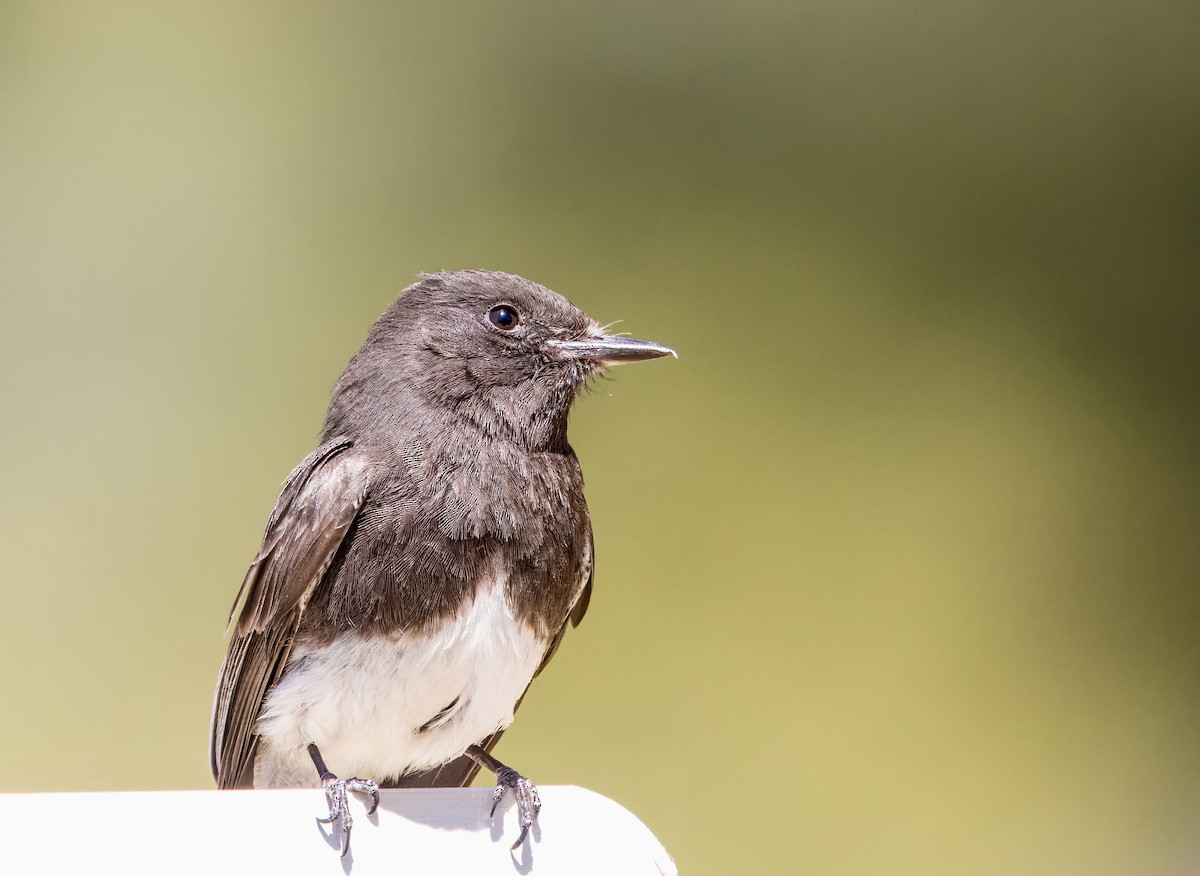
[0,786,676,875]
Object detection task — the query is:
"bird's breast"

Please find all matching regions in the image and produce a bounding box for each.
[251,574,549,788]
[303,439,590,637]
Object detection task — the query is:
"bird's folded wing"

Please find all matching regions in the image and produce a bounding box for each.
[209,437,369,787]
[535,530,594,678]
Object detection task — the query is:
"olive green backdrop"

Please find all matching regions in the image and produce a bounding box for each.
[2,2,1197,873]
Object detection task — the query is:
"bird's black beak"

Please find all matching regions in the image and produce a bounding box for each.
[548,335,677,366]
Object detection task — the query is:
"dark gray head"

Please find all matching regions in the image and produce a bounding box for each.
[323,270,674,449]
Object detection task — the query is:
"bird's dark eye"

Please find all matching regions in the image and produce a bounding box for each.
[488,305,520,331]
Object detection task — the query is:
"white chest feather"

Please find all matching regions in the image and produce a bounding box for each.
[252,579,548,788]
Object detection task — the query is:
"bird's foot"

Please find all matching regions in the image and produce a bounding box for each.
[316,775,379,857]
[490,765,541,851]
[464,743,542,851]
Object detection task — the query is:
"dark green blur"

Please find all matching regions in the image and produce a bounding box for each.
[2,2,1198,873]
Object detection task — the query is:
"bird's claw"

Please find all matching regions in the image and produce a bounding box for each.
[490,766,541,850]
[318,775,379,857]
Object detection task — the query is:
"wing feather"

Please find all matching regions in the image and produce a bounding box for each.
[209,437,369,787]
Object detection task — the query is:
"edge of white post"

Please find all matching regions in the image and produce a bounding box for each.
[0,786,676,875]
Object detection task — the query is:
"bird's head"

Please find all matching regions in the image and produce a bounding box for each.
[327,270,674,449]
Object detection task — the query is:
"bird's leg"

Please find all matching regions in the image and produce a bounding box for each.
[465,744,542,850]
[308,743,379,857]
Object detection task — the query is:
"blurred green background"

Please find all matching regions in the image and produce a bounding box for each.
[2,1,1198,873]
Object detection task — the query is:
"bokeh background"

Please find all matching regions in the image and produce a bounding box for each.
[2,2,1198,873]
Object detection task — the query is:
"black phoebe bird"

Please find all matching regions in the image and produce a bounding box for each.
[209,270,674,856]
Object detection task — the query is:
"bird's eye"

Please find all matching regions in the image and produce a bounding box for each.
[488,305,520,331]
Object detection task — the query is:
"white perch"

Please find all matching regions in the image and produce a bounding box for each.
[0,785,676,875]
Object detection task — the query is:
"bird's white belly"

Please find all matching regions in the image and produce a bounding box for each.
[252,578,547,788]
